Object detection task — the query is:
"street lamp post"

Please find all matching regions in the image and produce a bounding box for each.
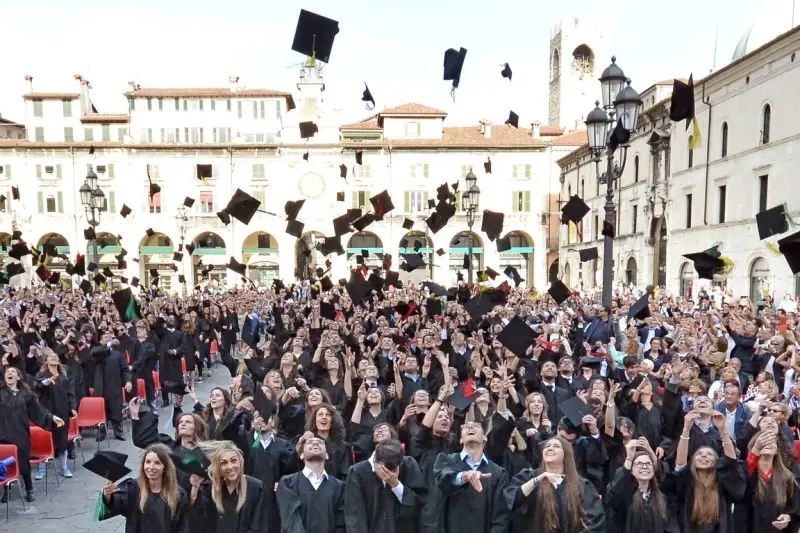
[584,57,642,307]
[79,169,107,266]
[461,169,481,284]
[175,205,188,295]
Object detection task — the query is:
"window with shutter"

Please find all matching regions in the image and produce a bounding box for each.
[36,165,42,178]
[64,127,74,142]
[158,98,164,111]
[108,164,114,178]
[253,190,265,205]
[237,101,243,118]
[108,191,115,213]
[56,164,62,178]
[57,191,64,213]
[35,127,45,142]
[84,128,94,141]
[403,192,410,213]
[227,99,232,112]
[37,191,44,213]
[183,100,188,111]
[102,124,111,141]
[512,166,518,178]
[4,165,9,178]
[524,191,531,212]
[353,192,359,209]
[260,101,265,118]
[525,165,532,178]
[511,192,518,212]
[275,101,281,118]
[410,166,416,178]
[424,164,429,178]
[175,98,180,111]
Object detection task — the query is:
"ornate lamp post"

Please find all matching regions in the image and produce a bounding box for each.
[461,168,481,284]
[79,169,107,265]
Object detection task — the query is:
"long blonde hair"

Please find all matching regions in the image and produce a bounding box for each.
[536,436,587,533]
[523,392,549,425]
[689,447,720,525]
[748,432,796,508]
[199,440,247,513]
[138,444,180,516]
[39,348,68,377]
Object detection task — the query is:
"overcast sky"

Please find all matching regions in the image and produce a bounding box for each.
[1,0,793,128]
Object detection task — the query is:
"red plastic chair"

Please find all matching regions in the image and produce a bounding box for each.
[0,444,24,519]
[67,417,84,467]
[29,426,59,494]
[181,357,187,375]
[137,379,146,400]
[152,371,161,394]
[76,397,110,448]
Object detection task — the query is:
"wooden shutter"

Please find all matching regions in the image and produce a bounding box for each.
[37,192,44,213]
[524,191,531,212]
[511,192,518,212]
[352,192,358,209]
[36,165,42,178]
[423,192,429,207]
[512,166,518,179]
[56,164,62,178]
[108,164,115,178]
[57,191,64,213]
[4,164,9,178]
[423,164,429,178]
[108,191,116,213]
[275,101,281,118]
[525,165,532,178]
[410,165,416,178]
[403,192,410,213]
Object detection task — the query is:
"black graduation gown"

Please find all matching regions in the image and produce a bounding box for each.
[243,433,298,533]
[219,313,238,352]
[159,329,186,385]
[344,456,428,533]
[276,470,346,533]
[99,479,190,533]
[606,467,679,533]
[661,456,746,533]
[0,387,54,478]
[408,425,460,533]
[34,371,75,451]
[433,452,511,533]
[90,345,131,423]
[741,464,800,533]
[196,475,266,533]
[503,468,606,533]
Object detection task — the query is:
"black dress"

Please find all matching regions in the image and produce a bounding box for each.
[195,475,266,533]
[606,467,679,533]
[0,387,55,488]
[276,470,346,533]
[741,464,800,533]
[99,479,190,533]
[34,371,75,452]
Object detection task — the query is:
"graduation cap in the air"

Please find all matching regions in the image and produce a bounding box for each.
[302,151,309,162]
[223,189,261,225]
[501,63,512,80]
[443,47,467,93]
[362,83,375,110]
[284,199,305,221]
[506,111,519,128]
[427,198,436,209]
[148,182,161,199]
[401,253,425,272]
[402,218,414,230]
[346,277,374,304]
[579,248,598,262]
[83,451,131,483]
[355,151,363,165]
[252,384,277,422]
[84,227,96,241]
[291,9,339,63]
[504,265,524,287]
[778,230,800,274]
[93,272,107,284]
[481,210,504,241]
[628,293,651,320]
[436,248,445,257]
[370,190,394,219]
[102,266,114,278]
[561,195,590,225]
[756,204,789,240]
[484,158,492,174]
[112,288,141,322]
[602,221,615,239]
[608,119,632,153]
[336,192,345,202]
[5,263,25,277]
[682,246,725,280]
[485,267,499,280]
[498,317,536,358]
[172,252,183,262]
[670,74,701,149]
[8,242,29,261]
[299,121,319,139]
[333,214,353,237]
[548,280,570,305]
[217,211,231,225]
[339,164,348,179]
[119,204,132,218]
[423,282,449,297]
[73,254,86,277]
[227,257,246,277]
[170,452,208,479]
[145,228,155,238]
[130,276,140,288]
[462,254,470,270]
[495,235,512,253]
[162,381,191,396]
[425,212,447,234]
[79,279,92,295]
[11,230,21,241]
[558,396,595,428]
[450,385,478,413]
[319,301,337,321]
[11,186,19,201]
[319,276,334,292]
[183,197,195,208]
[185,243,196,255]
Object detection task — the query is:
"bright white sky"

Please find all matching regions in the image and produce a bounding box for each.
[0,0,793,128]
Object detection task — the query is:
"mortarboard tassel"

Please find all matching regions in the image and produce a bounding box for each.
[93,489,110,521]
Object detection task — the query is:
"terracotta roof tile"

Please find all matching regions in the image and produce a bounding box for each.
[0,140,122,148]
[380,103,447,116]
[539,125,564,136]
[124,88,296,109]
[23,93,80,100]
[80,114,130,124]
[548,129,588,146]
[341,115,381,130]
[343,125,546,149]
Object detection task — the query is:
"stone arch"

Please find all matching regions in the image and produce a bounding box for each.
[242,231,279,283]
[346,231,384,268]
[571,44,595,78]
[499,230,534,285]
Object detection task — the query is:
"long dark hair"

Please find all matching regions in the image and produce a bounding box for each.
[305,403,346,443]
[630,451,667,519]
[535,436,588,533]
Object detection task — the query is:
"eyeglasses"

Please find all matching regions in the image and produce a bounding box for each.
[633,462,654,470]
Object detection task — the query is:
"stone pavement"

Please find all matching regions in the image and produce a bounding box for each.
[0,368,231,532]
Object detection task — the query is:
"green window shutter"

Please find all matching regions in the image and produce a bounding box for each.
[253,101,258,119]
[37,192,44,213]
[423,164,429,178]
[511,192,518,212]
[275,101,281,118]
[199,100,204,111]
[227,99,232,112]
[56,164,62,178]
[183,100,188,111]
[158,98,164,111]
[237,101,243,118]
[213,128,218,143]
[524,191,531,212]
[5,164,9,178]
[57,191,64,213]
[525,165,532,178]
[130,98,135,111]
[36,164,42,178]
[410,165,416,178]
[108,191,116,213]
[512,166,518,178]
[210,100,216,111]
[199,129,204,143]
[423,191,429,207]
[108,163,115,178]
[175,98,180,111]
[404,191,410,212]
[260,101,265,118]
[352,192,358,209]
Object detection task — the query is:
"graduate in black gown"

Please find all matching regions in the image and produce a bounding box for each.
[195,440,267,533]
[345,431,427,533]
[276,437,346,533]
[433,421,510,533]
[98,443,190,533]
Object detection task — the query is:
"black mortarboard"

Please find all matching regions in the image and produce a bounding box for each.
[504,265,524,287]
[149,182,161,198]
[370,190,394,219]
[423,282,448,297]
[284,199,305,221]
[320,276,333,291]
[73,255,86,276]
[346,278,373,304]
[669,74,696,130]
[183,197,195,208]
[252,384,277,422]
[579,248,598,262]
[84,227,96,241]
[558,396,595,427]
[302,151,309,161]
[170,452,208,479]
[339,164,347,179]
[385,271,399,288]
[362,83,375,110]
[93,272,107,284]
[602,221,615,238]
[299,121,318,139]
[436,248,445,257]
[224,189,261,225]
[498,317,536,358]
[425,212,446,233]
[119,204,132,218]
[333,214,352,236]
[319,301,337,320]
[227,257,246,277]
[401,253,425,271]
[186,243,196,255]
[501,62,512,80]
[8,242,29,260]
[172,252,182,262]
[450,386,478,413]
[580,355,605,369]
[484,158,492,174]
[131,276,140,287]
[426,298,442,318]
[443,47,467,90]
[119,276,128,284]
[102,266,114,278]
[162,381,191,396]
[682,246,725,280]
[11,230,21,240]
[481,210,504,240]
[506,111,519,128]
[755,204,789,240]
[112,288,141,322]
[349,214,373,232]
[6,263,24,277]
[291,9,339,63]
[337,191,345,202]
[402,218,414,230]
[548,280,570,304]
[320,236,345,256]
[561,195,590,225]
[496,235,512,253]
[217,211,231,225]
[485,267,499,280]
[48,271,61,284]
[608,119,632,153]
[628,293,651,320]
[79,279,92,294]
[356,255,365,265]
[83,451,131,482]
[427,198,436,209]
[355,151,363,165]
[11,186,19,201]
[145,228,155,238]
[88,262,99,273]
[778,230,800,274]
[462,254,470,270]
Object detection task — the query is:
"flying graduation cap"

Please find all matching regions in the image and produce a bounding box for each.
[443,47,467,98]
[506,111,519,128]
[222,189,261,225]
[284,199,305,221]
[682,246,726,280]
[669,74,701,150]
[755,204,789,240]
[299,121,319,139]
[362,83,375,110]
[291,9,339,64]
[561,195,590,225]
[501,63,512,80]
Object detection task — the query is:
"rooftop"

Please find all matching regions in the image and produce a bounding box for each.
[124,87,296,109]
[23,93,80,100]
